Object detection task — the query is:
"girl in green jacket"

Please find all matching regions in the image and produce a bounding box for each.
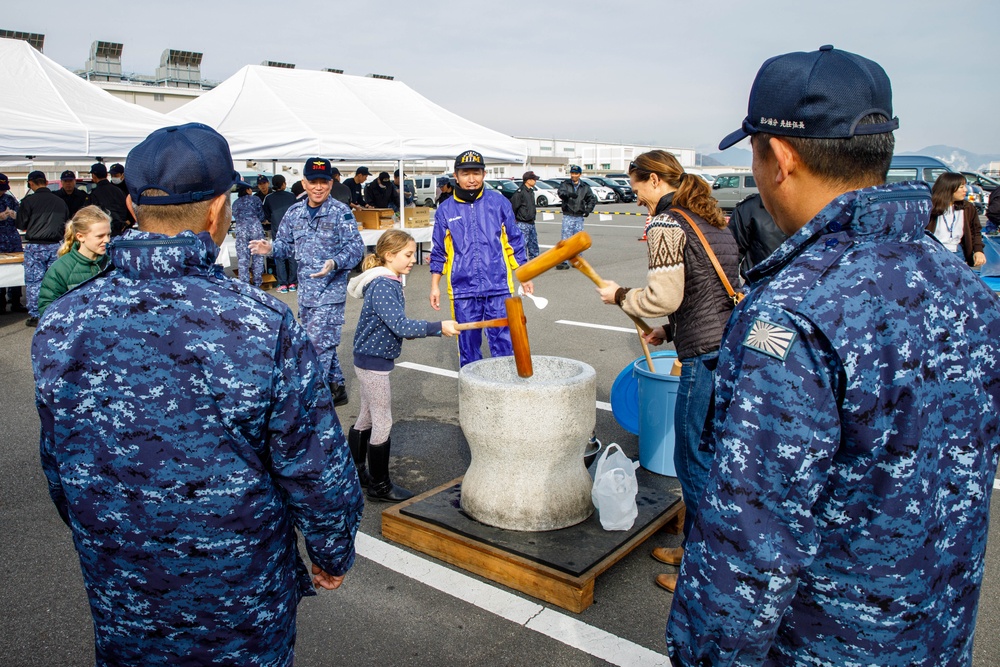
[38,206,111,318]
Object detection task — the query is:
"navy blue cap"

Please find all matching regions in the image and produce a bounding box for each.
[60,170,76,181]
[109,163,125,175]
[718,45,899,151]
[236,180,253,190]
[126,123,239,206]
[355,166,371,176]
[256,174,269,184]
[0,174,9,191]
[454,150,485,172]
[569,165,582,174]
[27,170,46,182]
[304,158,334,181]
[90,163,108,179]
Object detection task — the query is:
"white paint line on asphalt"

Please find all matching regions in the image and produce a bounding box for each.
[396,362,459,378]
[539,244,555,249]
[994,478,1000,491]
[397,361,612,412]
[355,533,670,667]
[557,320,635,334]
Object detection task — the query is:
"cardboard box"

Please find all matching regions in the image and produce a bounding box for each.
[401,207,431,228]
[356,208,395,230]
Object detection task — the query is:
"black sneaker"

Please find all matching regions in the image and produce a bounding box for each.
[25,316,38,327]
[331,384,349,406]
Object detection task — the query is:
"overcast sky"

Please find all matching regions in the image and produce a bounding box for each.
[6,1,997,154]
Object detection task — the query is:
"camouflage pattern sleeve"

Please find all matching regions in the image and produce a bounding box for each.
[271,201,300,260]
[667,305,842,666]
[329,208,364,272]
[266,309,364,577]
[37,396,71,527]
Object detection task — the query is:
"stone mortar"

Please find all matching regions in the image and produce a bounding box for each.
[459,355,596,531]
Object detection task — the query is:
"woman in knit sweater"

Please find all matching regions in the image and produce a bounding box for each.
[596,150,739,593]
[37,206,110,318]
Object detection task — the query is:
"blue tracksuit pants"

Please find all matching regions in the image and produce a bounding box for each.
[453,294,512,367]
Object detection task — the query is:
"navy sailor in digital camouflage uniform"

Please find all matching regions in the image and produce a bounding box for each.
[32,123,364,667]
[250,157,365,407]
[666,46,1000,666]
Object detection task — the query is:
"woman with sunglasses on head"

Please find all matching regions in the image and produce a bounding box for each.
[927,172,985,268]
[595,150,739,594]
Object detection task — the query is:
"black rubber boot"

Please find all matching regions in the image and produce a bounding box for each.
[347,428,372,489]
[331,383,349,407]
[366,437,413,502]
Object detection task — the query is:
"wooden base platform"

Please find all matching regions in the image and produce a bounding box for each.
[382,476,684,613]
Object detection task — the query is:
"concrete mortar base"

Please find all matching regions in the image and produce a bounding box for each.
[459,355,596,532]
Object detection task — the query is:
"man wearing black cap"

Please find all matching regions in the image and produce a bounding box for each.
[108,163,128,197]
[435,176,454,206]
[55,170,88,218]
[0,174,25,312]
[429,150,532,366]
[667,46,1000,667]
[510,171,541,260]
[345,166,371,210]
[87,162,133,237]
[330,167,351,206]
[32,123,362,666]
[364,171,394,209]
[555,165,596,268]
[250,157,365,406]
[16,170,69,326]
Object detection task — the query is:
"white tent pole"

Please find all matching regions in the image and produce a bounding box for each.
[398,158,405,228]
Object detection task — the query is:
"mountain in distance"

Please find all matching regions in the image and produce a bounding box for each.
[698,144,1000,173]
[902,146,1000,173]
[698,147,752,168]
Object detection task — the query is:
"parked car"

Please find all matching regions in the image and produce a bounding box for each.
[589,176,634,203]
[886,155,951,186]
[711,172,758,211]
[513,179,562,206]
[605,172,630,181]
[963,171,999,192]
[411,175,443,207]
[486,179,519,200]
[581,178,616,204]
[887,156,984,213]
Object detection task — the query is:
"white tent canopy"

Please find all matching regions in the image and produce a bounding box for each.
[169,65,527,163]
[0,38,172,159]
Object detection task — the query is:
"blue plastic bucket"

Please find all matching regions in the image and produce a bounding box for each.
[633,353,680,476]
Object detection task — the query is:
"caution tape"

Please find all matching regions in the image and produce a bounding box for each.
[536,207,649,217]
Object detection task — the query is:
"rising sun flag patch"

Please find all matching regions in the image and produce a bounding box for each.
[743,318,797,360]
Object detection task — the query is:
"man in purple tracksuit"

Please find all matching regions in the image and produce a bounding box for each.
[429,150,533,366]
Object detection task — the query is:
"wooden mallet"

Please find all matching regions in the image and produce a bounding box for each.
[454,297,533,378]
[514,231,593,283]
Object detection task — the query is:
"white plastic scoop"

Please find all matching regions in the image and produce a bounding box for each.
[517,285,548,309]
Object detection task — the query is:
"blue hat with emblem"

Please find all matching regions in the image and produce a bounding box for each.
[304,157,334,181]
[454,150,486,172]
[569,165,582,174]
[126,123,239,205]
[0,174,9,191]
[718,45,899,151]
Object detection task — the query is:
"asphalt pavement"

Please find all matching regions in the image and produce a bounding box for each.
[2,203,999,666]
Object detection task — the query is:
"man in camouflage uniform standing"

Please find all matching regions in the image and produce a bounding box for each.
[251,157,365,406]
[33,123,364,666]
[667,46,1000,666]
[17,170,69,326]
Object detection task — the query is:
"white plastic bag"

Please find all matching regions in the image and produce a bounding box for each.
[591,443,640,531]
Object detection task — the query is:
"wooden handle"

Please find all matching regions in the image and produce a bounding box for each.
[570,256,654,335]
[670,359,682,376]
[455,318,508,331]
[636,322,655,373]
[514,231,592,282]
[505,297,532,378]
